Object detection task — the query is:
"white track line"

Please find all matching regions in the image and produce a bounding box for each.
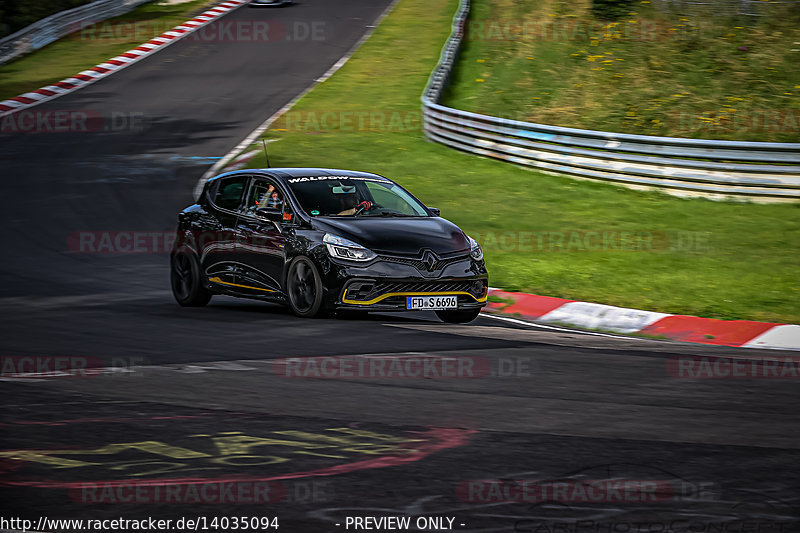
[193,0,403,198]
[480,312,642,340]
[0,0,248,117]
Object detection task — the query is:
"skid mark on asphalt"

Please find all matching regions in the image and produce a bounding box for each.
[308,463,800,532]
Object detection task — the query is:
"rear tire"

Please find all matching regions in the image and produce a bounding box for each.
[286,256,325,318]
[170,250,212,307]
[435,308,481,324]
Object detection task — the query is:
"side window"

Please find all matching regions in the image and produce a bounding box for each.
[213,176,249,211]
[244,179,285,215]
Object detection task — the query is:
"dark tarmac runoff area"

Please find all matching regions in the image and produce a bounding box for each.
[0,0,799,531]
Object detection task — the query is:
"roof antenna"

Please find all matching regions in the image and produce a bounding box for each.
[261,139,271,168]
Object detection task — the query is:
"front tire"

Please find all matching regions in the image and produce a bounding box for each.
[286,256,325,318]
[435,308,481,324]
[170,250,212,307]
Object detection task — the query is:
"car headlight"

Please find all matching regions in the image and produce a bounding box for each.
[323,233,377,262]
[467,235,483,261]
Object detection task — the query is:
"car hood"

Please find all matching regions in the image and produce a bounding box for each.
[312,217,470,256]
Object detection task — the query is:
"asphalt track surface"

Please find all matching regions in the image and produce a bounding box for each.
[1,1,799,532]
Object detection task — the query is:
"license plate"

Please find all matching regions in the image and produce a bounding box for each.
[406,295,457,310]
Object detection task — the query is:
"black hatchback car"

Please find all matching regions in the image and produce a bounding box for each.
[170,168,488,322]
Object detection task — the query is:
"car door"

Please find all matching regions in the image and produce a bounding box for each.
[200,174,249,287]
[231,177,288,295]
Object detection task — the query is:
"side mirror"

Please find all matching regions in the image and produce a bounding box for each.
[428,207,441,217]
[255,207,283,222]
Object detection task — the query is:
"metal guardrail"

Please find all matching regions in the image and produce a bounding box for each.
[421,0,800,201]
[0,0,152,65]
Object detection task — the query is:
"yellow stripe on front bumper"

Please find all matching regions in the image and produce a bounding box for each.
[342,289,488,306]
[209,276,276,293]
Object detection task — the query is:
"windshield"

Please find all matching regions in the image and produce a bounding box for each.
[286,175,430,217]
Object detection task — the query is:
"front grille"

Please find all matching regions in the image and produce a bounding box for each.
[377,280,475,294]
[379,252,469,273]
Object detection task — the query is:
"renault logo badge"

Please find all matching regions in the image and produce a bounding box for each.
[422,250,438,272]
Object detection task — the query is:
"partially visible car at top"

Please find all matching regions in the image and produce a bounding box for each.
[249,0,292,6]
[170,168,488,323]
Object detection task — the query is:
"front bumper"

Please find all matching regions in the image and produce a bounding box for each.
[340,278,487,311]
[320,252,488,311]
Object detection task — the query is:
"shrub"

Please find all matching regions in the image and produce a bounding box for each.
[590,0,634,20]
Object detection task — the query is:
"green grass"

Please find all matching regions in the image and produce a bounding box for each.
[239,0,800,324]
[0,0,217,102]
[441,0,800,142]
